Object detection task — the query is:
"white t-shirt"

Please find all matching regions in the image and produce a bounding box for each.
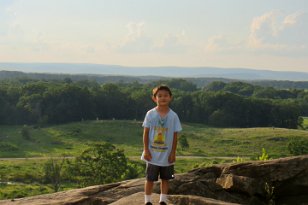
[141,108,182,166]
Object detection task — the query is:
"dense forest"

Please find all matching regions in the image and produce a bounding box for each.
[0,78,307,128]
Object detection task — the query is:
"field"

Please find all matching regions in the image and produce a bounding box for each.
[1,120,308,158]
[1,120,308,200]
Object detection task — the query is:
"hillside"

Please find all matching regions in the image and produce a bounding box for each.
[1,120,308,158]
[1,120,308,200]
[2,70,308,90]
[1,62,308,81]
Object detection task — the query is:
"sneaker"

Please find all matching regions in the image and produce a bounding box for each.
[145,202,153,205]
[159,202,167,205]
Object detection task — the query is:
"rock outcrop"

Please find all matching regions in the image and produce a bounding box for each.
[1,155,308,205]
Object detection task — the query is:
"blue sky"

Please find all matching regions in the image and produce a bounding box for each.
[0,0,307,71]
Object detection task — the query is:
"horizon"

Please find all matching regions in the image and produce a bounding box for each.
[1,62,308,82]
[1,62,308,74]
[0,0,307,72]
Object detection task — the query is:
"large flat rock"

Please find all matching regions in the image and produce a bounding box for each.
[1,155,308,205]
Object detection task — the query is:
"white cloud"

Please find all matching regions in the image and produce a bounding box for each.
[117,22,189,54]
[204,34,244,54]
[117,21,153,53]
[153,30,188,53]
[125,21,145,42]
[248,10,304,49]
[282,11,304,29]
[205,35,224,52]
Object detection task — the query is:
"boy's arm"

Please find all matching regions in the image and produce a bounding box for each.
[168,132,178,163]
[143,127,152,161]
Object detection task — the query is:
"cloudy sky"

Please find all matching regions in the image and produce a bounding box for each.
[0,0,307,71]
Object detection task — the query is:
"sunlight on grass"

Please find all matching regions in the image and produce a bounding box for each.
[1,120,308,159]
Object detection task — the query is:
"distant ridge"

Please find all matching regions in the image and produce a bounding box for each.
[0,62,308,81]
[1,70,308,89]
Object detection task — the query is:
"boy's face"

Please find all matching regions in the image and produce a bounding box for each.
[152,89,172,106]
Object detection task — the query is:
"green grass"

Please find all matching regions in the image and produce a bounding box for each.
[180,124,308,158]
[0,157,226,200]
[0,159,50,200]
[1,120,308,158]
[0,120,144,157]
[1,120,308,200]
[0,183,53,200]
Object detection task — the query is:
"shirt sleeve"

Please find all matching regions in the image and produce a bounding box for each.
[142,111,151,128]
[174,114,182,132]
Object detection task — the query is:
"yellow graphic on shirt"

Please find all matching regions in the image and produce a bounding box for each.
[151,126,168,152]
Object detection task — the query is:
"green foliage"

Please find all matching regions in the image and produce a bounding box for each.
[1,120,308,158]
[288,138,308,155]
[123,161,145,180]
[0,142,19,152]
[179,134,189,150]
[0,184,52,200]
[69,143,128,186]
[234,156,244,163]
[259,148,270,161]
[151,78,197,92]
[204,81,226,92]
[21,125,31,140]
[302,117,308,129]
[1,79,307,128]
[297,116,304,129]
[43,158,66,192]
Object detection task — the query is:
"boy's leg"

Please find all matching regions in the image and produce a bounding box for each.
[144,180,154,204]
[145,180,154,195]
[160,179,169,194]
[144,163,159,204]
[159,165,174,203]
[160,179,168,203]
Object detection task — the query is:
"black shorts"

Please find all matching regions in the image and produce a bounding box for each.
[146,163,174,181]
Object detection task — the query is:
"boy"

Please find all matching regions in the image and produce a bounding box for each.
[141,85,182,205]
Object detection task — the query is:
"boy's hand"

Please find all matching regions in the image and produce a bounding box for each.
[168,153,176,163]
[144,150,152,161]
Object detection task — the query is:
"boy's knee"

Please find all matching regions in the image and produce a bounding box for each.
[160,179,169,184]
[146,180,154,184]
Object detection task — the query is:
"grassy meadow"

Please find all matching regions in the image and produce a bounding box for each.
[1,120,308,200]
[1,120,308,158]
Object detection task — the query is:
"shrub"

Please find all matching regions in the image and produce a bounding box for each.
[288,138,308,155]
[259,148,270,161]
[21,125,31,140]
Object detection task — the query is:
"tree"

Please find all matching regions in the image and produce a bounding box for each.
[44,158,66,192]
[71,143,128,186]
[179,135,189,150]
[204,81,226,92]
[21,125,31,140]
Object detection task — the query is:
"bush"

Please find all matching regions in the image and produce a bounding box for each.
[259,148,270,161]
[68,142,128,186]
[0,142,19,152]
[288,138,308,155]
[179,135,189,150]
[21,125,31,140]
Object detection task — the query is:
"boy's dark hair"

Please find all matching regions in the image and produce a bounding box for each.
[152,85,172,97]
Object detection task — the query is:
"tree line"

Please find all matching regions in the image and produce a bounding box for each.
[2,71,308,89]
[0,78,307,128]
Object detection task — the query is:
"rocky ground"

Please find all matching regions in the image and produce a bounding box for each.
[0,155,307,205]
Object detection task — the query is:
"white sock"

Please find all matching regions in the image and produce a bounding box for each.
[159,194,167,203]
[145,195,152,203]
